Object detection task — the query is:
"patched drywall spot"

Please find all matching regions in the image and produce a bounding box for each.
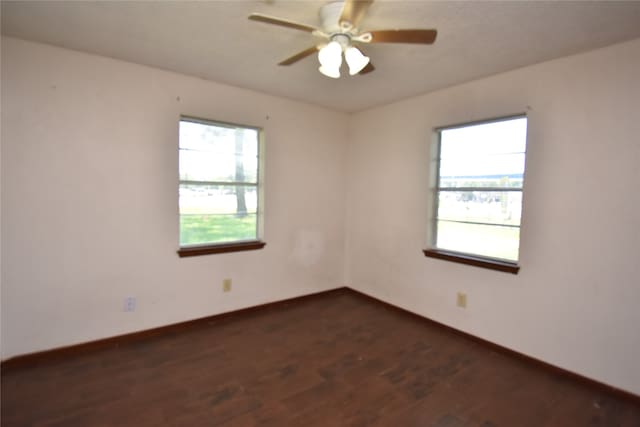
[291,230,324,267]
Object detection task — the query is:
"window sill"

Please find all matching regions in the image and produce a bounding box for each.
[178,241,266,258]
[423,249,520,274]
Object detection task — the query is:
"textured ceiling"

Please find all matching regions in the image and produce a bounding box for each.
[2,1,640,112]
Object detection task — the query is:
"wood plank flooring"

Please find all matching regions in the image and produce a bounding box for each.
[2,289,639,426]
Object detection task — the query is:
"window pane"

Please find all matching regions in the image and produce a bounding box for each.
[180,213,257,246]
[439,153,525,188]
[179,150,257,183]
[437,191,522,226]
[179,120,258,156]
[180,184,257,215]
[436,220,520,262]
[180,183,258,245]
[179,119,258,184]
[440,117,527,158]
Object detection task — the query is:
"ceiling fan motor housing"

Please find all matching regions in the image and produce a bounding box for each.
[320,1,345,33]
[331,33,351,50]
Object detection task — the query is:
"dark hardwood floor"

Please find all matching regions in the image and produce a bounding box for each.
[2,289,639,426]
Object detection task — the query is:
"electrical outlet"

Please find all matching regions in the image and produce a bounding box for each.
[456,292,467,308]
[124,296,137,312]
[223,278,232,292]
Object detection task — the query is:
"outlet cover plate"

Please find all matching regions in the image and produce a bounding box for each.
[456,292,467,308]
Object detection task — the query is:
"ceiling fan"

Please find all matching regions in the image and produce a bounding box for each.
[248,0,437,78]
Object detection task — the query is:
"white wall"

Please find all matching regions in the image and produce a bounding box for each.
[0,37,349,359]
[346,38,640,395]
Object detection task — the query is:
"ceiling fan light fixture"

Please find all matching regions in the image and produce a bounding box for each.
[318,41,342,67]
[318,65,341,79]
[248,0,438,76]
[345,46,370,75]
[318,41,343,78]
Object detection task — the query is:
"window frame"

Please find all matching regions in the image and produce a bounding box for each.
[177,116,265,257]
[424,114,527,274]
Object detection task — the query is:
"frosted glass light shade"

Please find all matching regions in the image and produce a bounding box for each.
[318,41,342,67]
[319,65,341,79]
[345,46,370,75]
[318,41,342,79]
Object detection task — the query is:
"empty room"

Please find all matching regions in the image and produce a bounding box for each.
[1,0,639,425]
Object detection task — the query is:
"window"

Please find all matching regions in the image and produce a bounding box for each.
[424,115,528,273]
[177,117,265,257]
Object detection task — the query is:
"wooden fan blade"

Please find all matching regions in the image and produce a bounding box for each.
[340,0,373,28]
[358,61,375,75]
[278,46,319,66]
[249,13,319,33]
[368,29,437,44]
